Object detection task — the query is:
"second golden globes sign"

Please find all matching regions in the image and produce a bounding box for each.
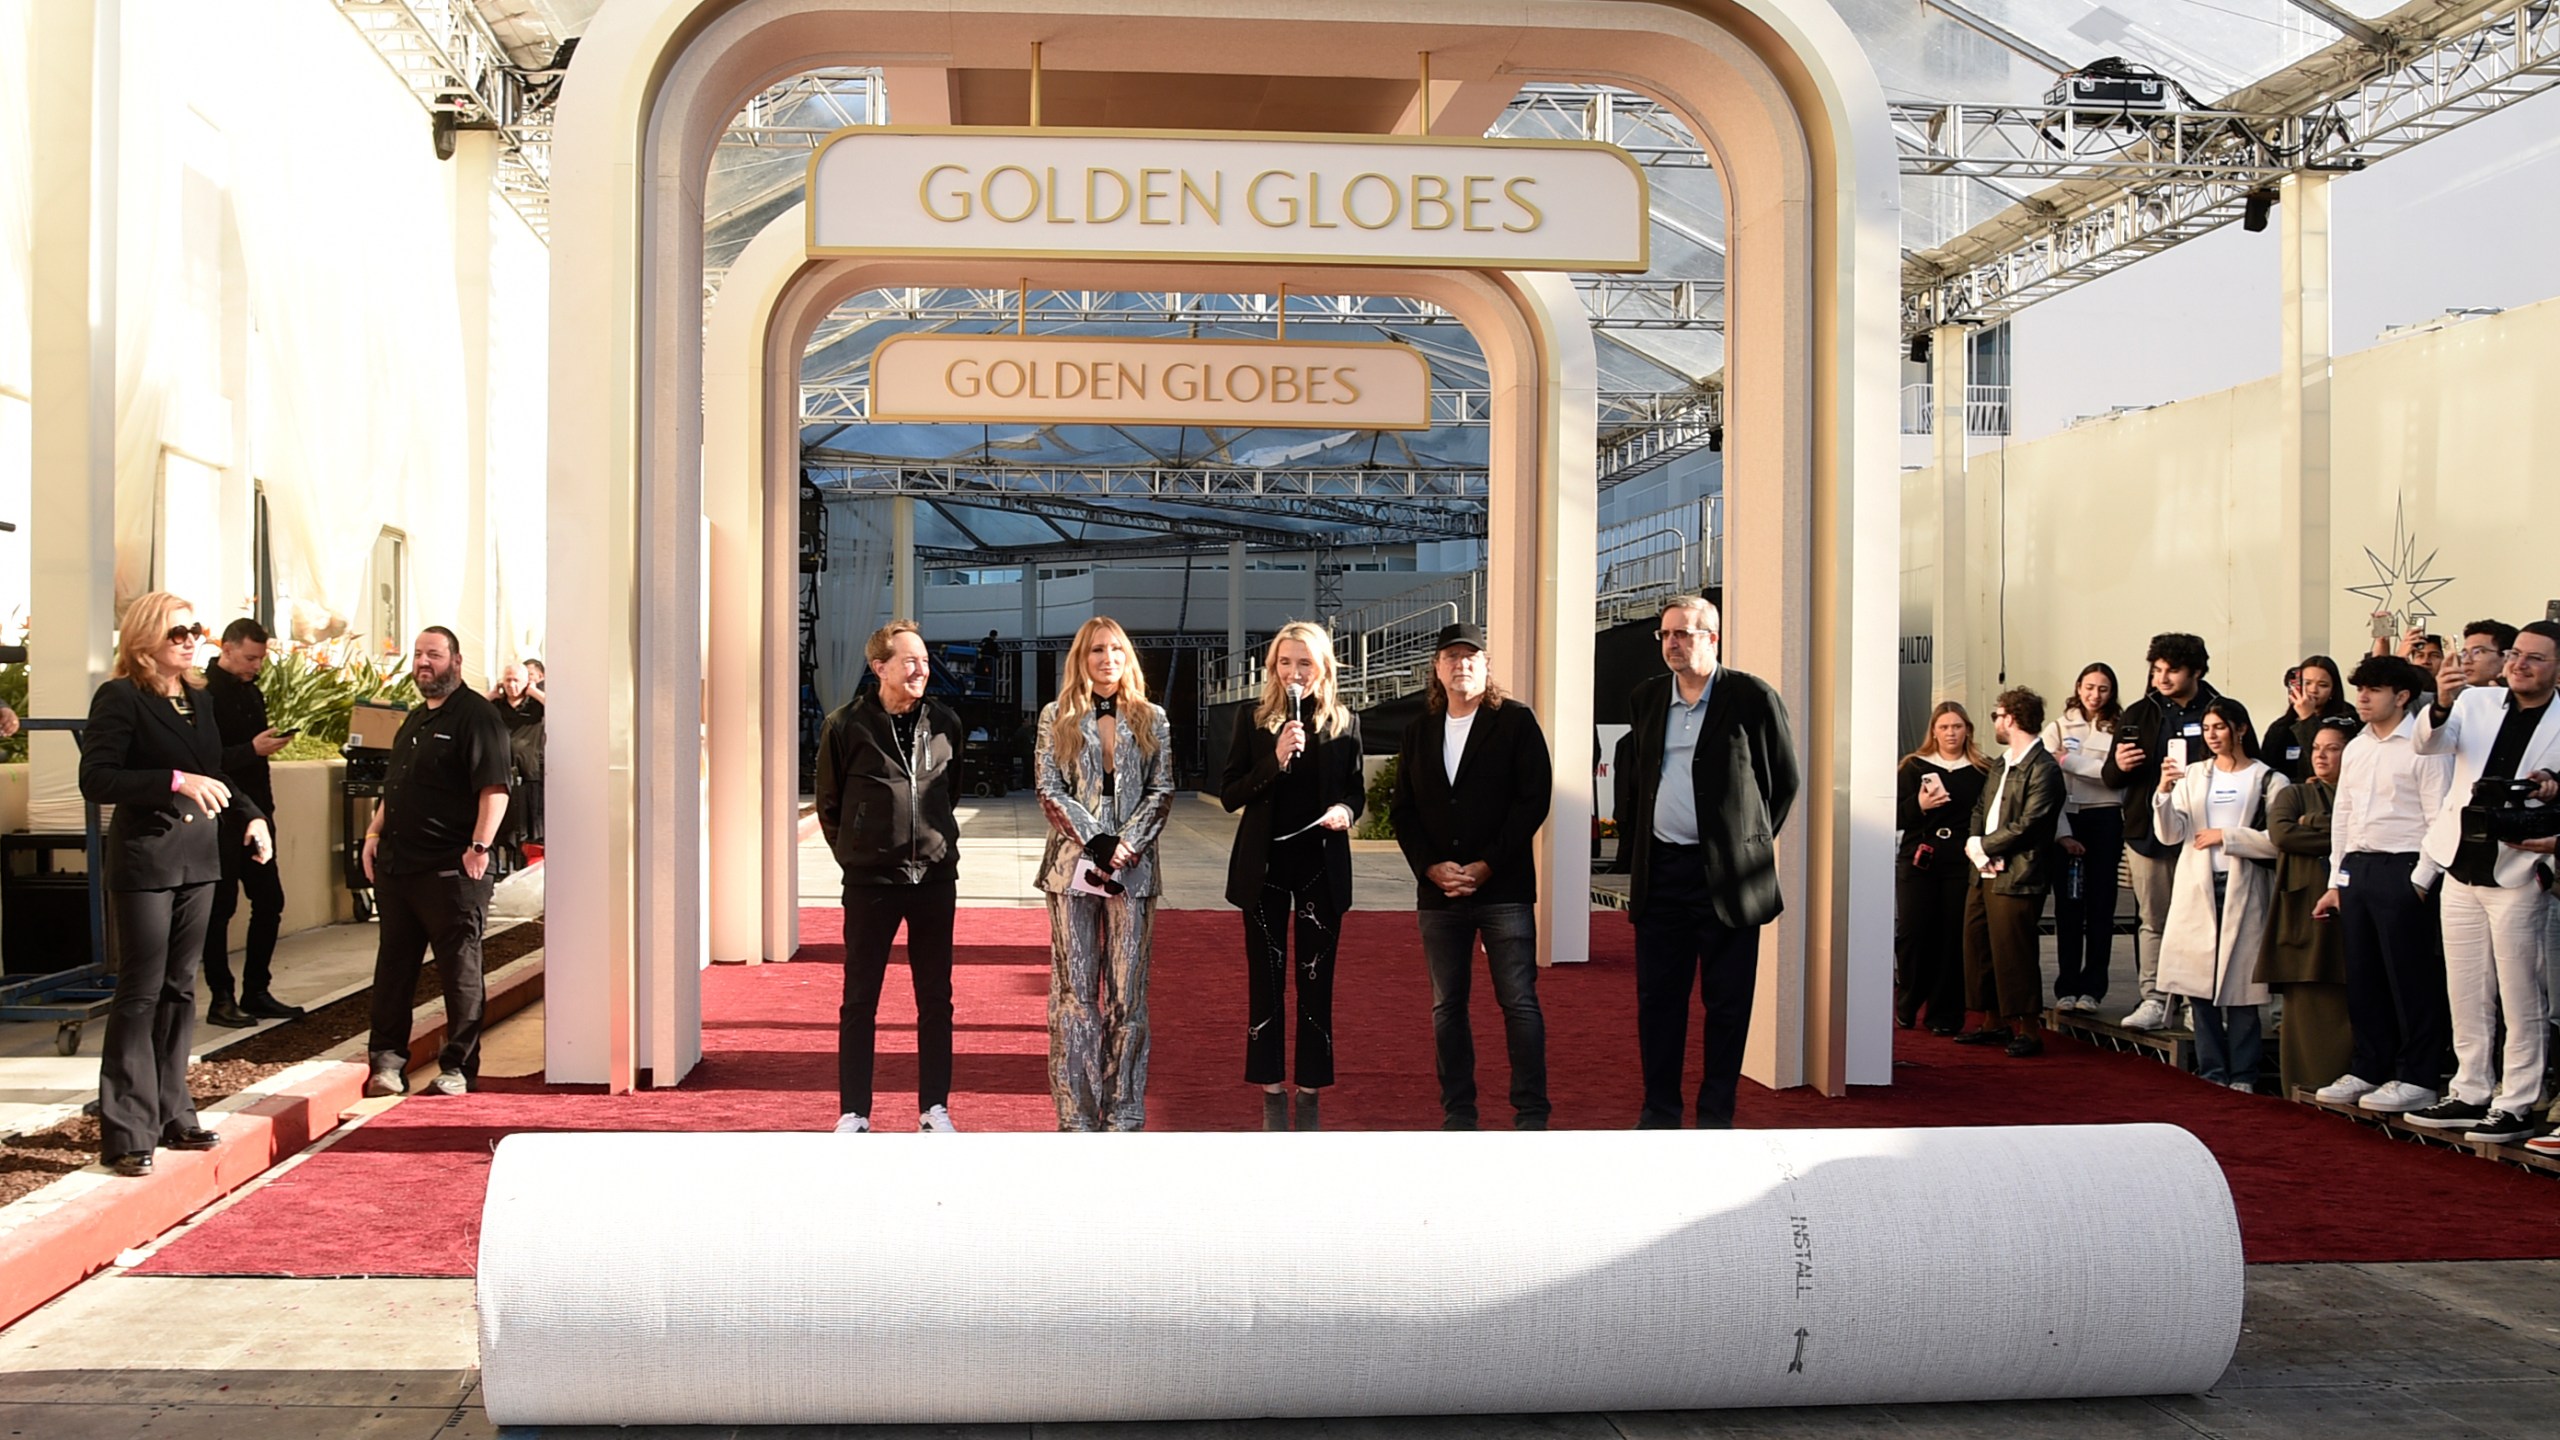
[870,334,1433,430]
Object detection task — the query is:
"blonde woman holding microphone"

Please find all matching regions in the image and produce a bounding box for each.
[1037,617,1177,1131]
[1220,622,1363,1131]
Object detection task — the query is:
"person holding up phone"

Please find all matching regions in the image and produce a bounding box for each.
[2151,698,2287,1091]
[1036,617,1175,1132]
[1895,702,1988,1034]
[2102,634,2222,1032]
[2263,655,2352,783]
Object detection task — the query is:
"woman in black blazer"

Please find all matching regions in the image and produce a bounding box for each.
[1219,622,1363,1131]
[80,592,273,1177]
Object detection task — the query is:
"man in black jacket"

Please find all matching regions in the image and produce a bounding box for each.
[201,619,301,1027]
[1390,623,1554,1130]
[2100,632,2220,1031]
[1614,596,1801,1129]
[814,621,965,1135]
[1959,687,2065,1057]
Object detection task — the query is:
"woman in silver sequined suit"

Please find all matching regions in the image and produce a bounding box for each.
[1035,616,1177,1131]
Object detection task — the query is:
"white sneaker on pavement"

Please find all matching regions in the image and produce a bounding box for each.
[833,1112,870,1134]
[2120,999,2170,1031]
[2358,1081,2439,1114]
[2314,1074,2380,1104]
[918,1105,957,1133]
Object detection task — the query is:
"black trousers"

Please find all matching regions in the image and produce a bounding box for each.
[2339,851,2450,1088]
[203,821,285,1001]
[839,879,957,1116]
[1963,882,2047,1023]
[1635,844,1761,1129]
[1242,878,1340,1088]
[2051,805,2124,1001]
[98,884,214,1158]
[367,868,494,1081]
[1893,859,1969,1029]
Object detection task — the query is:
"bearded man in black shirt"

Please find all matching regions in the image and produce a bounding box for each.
[360,627,513,1098]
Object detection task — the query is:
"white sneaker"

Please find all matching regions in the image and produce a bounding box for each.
[2120,999,2170,1031]
[918,1105,956,1134]
[2358,1081,2439,1114]
[2226,1080,2255,1094]
[2072,996,2101,1013]
[366,1067,406,1098]
[833,1112,870,1134]
[428,1072,468,1096]
[2315,1074,2380,1104]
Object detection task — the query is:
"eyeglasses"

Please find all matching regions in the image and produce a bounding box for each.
[1654,628,1712,643]
[2459,646,2501,663]
[164,623,207,644]
[2507,648,2556,667]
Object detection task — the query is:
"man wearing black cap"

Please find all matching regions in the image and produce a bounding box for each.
[1390,622,1554,1129]
[1614,595,1800,1128]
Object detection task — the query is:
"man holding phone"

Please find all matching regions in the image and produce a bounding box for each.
[200,618,302,1028]
[2101,633,2220,1031]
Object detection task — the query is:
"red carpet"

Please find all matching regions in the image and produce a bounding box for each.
[138,908,2560,1277]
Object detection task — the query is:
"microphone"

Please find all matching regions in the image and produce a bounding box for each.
[1281,681,1305,771]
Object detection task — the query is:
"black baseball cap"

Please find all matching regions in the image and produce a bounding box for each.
[1435,622,1485,653]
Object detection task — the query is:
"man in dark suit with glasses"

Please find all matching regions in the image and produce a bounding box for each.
[1613,596,1800,1129]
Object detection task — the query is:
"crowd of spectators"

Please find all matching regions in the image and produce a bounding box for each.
[1897,614,2560,1153]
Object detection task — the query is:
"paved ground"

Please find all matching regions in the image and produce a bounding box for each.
[1,1255,2553,1437]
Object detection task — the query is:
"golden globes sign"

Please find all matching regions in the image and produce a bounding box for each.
[810,127,1649,271]
[871,334,1433,429]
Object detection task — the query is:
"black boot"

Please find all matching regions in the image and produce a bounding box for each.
[204,995,253,1029]
[241,992,306,1020]
[1293,1089,1320,1132]
[1261,1090,1289,1132]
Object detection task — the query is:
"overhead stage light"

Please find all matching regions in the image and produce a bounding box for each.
[2242,188,2277,233]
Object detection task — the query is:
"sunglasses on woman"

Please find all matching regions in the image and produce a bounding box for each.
[164,623,208,644]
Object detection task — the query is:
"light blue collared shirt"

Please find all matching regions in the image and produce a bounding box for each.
[1653,669,1717,845]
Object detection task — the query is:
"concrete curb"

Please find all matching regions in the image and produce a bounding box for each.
[0,953,545,1332]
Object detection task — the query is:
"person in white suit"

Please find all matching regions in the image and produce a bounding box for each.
[2152,697,2288,1091]
[2402,619,2560,1144]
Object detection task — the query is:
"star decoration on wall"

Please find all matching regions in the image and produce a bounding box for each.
[2345,498,2454,628]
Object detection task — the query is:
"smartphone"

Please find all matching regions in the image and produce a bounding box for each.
[274,728,299,739]
[2546,599,2560,624]
[2371,610,2399,640]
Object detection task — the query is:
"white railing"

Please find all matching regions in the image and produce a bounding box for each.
[1899,383,2013,437]
[1205,572,1484,708]
[1596,496,1722,625]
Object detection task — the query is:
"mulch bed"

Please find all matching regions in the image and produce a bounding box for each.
[0,920,543,1207]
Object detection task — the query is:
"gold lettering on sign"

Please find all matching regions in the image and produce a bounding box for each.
[1179,171,1223,225]
[1343,173,1399,231]
[922,163,972,221]
[1246,170,1297,227]
[981,166,1040,223]
[1138,168,1175,226]
[1502,176,1543,233]
[1462,175,1497,233]
[1410,175,1453,231]
[1086,168,1133,223]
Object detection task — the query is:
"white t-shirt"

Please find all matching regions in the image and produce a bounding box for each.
[2203,762,2263,873]
[1444,709,1478,784]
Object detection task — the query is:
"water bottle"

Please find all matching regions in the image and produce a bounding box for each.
[2065,855,2084,903]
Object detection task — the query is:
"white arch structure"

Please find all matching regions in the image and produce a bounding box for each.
[548,0,1902,1099]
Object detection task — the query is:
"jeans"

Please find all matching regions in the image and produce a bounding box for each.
[2191,1000,2263,1086]
[1417,901,1548,1126]
[839,879,958,1117]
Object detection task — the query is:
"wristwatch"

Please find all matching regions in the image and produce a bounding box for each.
[469,841,491,855]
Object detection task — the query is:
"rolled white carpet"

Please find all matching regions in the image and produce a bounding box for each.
[477,1125,2241,1425]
